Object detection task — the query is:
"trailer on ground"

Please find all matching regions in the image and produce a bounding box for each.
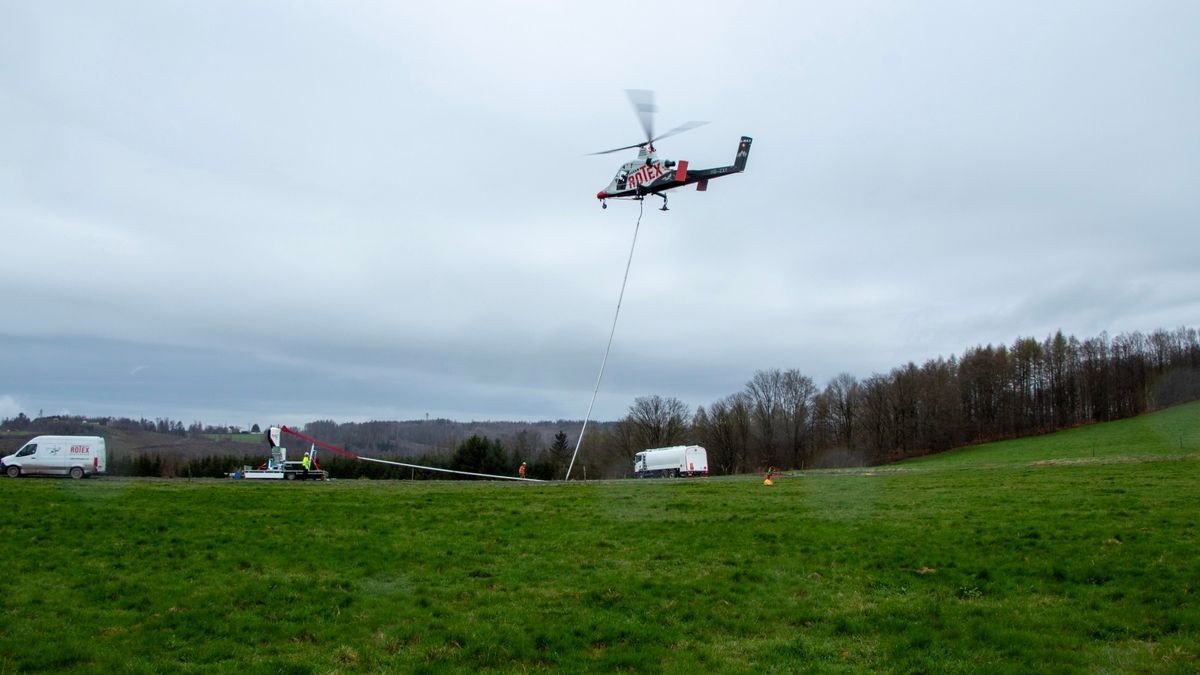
[230,428,328,481]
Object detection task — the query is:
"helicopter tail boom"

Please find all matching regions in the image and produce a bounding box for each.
[683,135,753,183]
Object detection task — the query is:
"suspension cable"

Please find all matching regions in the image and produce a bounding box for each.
[565,198,645,480]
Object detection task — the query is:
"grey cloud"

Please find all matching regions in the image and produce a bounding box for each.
[3,1,1198,425]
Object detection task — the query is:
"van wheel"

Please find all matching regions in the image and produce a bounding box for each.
[5,465,19,478]
[69,467,85,480]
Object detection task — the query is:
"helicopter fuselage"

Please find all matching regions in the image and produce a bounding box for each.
[598,154,673,199]
[596,136,753,205]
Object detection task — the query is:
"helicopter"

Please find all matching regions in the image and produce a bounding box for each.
[592,89,752,210]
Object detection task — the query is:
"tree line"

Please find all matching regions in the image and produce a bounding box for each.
[578,326,1200,476]
[0,414,260,437]
[97,432,575,480]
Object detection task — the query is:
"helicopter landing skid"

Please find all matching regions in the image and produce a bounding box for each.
[603,193,667,211]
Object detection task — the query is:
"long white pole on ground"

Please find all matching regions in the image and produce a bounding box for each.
[276,425,541,482]
[358,456,544,482]
[565,198,645,481]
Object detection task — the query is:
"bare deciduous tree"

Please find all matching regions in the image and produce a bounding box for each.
[744,369,784,466]
[627,395,691,449]
[780,369,816,468]
[825,373,860,450]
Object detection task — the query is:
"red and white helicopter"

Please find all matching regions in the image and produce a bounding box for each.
[593,89,751,210]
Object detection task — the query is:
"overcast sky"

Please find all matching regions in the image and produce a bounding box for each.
[2,1,1198,427]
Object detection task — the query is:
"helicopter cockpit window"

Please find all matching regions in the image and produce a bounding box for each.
[616,170,628,190]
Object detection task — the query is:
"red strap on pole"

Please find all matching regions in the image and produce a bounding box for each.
[280,425,359,459]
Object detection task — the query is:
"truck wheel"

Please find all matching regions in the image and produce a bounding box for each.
[5,465,19,478]
[285,472,295,481]
[69,467,84,480]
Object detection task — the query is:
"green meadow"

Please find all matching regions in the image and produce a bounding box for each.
[899,399,1200,470]
[1,405,1198,672]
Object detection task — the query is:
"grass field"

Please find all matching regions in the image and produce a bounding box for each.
[1,406,1198,672]
[898,400,1200,470]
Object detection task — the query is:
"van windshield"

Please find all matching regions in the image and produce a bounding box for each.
[16,444,36,457]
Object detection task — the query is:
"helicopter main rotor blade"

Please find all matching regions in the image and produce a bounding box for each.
[587,141,649,156]
[626,89,656,143]
[650,120,709,145]
[587,91,708,155]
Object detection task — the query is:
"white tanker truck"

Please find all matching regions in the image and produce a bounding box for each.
[633,445,709,478]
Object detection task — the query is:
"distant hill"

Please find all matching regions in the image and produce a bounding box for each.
[0,415,614,466]
[0,423,266,463]
[294,418,611,457]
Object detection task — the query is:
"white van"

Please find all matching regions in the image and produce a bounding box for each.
[2,436,107,479]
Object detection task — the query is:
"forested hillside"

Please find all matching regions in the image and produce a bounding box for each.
[580,326,1200,476]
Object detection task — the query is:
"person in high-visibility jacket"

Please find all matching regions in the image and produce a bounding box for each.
[302,454,312,473]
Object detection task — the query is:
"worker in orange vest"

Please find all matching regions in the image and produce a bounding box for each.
[518,462,527,479]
